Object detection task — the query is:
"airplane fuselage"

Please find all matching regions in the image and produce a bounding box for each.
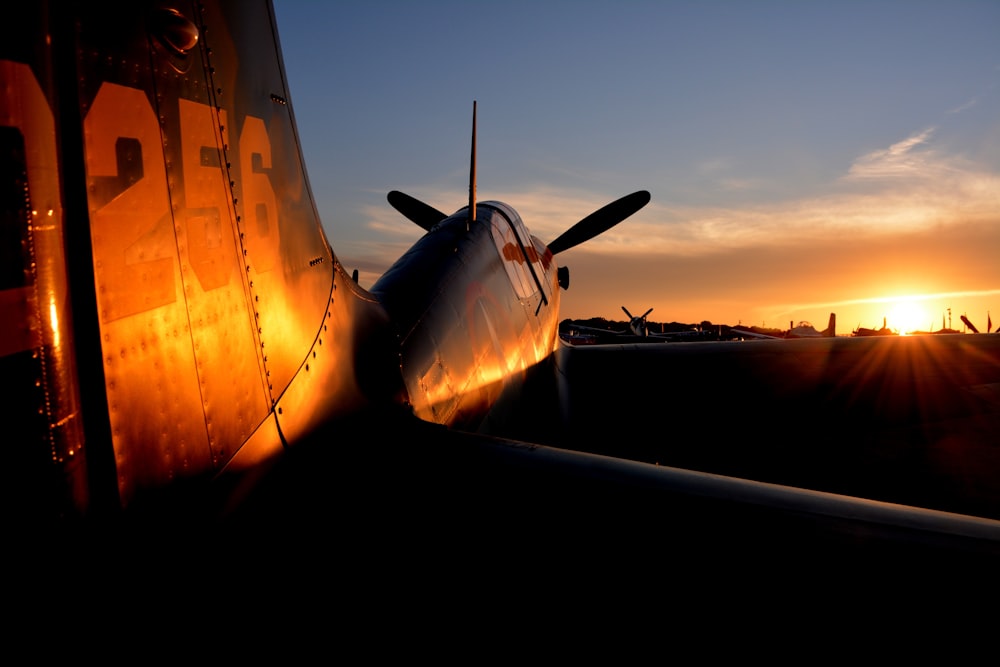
[372,202,561,431]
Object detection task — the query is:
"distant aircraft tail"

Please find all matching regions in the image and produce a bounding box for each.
[823,313,836,337]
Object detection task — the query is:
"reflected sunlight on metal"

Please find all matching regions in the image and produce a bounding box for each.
[1,0,350,512]
[375,205,561,431]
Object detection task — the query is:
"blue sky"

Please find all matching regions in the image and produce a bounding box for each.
[273,0,1000,333]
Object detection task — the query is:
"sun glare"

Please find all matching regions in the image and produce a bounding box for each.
[888,300,929,335]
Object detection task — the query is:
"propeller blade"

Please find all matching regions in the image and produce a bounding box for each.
[387,190,448,231]
[547,190,650,255]
[622,306,633,319]
[642,308,653,320]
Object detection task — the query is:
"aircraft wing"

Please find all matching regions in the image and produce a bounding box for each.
[548,334,1000,524]
[729,326,782,339]
[565,324,629,336]
[231,332,1000,573]
[225,412,1000,570]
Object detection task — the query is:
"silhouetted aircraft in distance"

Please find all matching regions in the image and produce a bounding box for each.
[565,306,669,340]
[959,314,997,334]
[562,306,721,343]
[4,0,1000,592]
[728,325,783,340]
[785,313,837,338]
[910,308,970,335]
[853,317,897,337]
[731,313,837,340]
[959,315,979,334]
[622,306,654,337]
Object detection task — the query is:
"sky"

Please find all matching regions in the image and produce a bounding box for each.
[272,0,1000,334]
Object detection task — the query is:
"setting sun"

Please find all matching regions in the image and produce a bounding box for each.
[889,299,929,335]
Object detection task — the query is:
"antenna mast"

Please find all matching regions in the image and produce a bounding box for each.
[468,100,477,229]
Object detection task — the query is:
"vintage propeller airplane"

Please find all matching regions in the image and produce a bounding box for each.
[561,306,656,340]
[622,306,655,337]
[564,306,714,342]
[3,0,1000,586]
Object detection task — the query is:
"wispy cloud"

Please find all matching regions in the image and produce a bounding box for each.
[340,129,1000,282]
[520,129,1000,258]
[948,97,979,114]
[696,157,734,175]
[844,128,937,180]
